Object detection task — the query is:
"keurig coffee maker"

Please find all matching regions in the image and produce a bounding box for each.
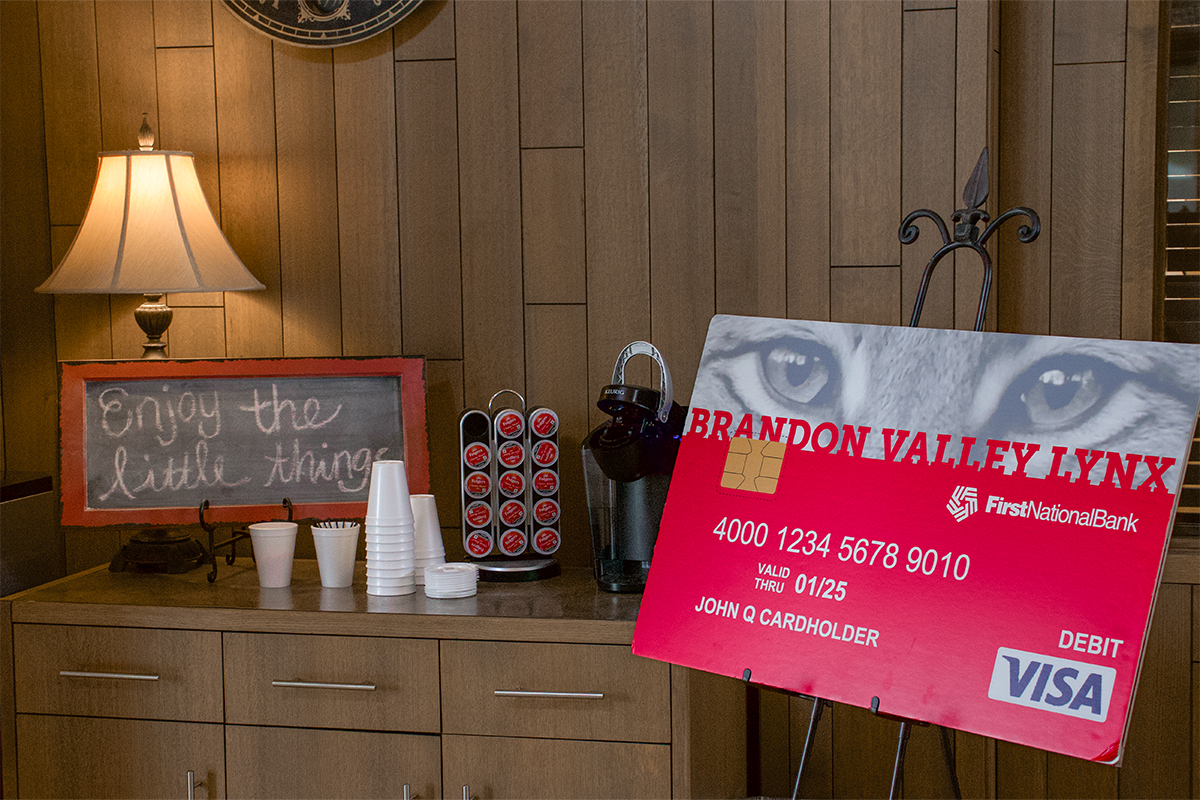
[582,341,685,592]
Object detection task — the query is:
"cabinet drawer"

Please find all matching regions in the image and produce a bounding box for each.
[13,624,223,722]
[223,632,440,732]
[442,734,670,799]
[441,640,670,743]
[17,715,225,799]
[226,725,440,799]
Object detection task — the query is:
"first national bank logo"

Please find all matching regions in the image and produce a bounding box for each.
[947,486,978,521]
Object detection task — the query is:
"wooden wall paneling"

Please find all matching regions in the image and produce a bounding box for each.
[955,0,996,331]
[153,45,224,356]
[50,228,112,362]
[900,7,957,330]
[954,731,996,799]
[751,687,790,798]
[788,695,833,799]
[903,725,963,799]
[424,358,466,561]
[713,0,786,322]
[831,703,901,798]
[332,32,403,357]
[646,0,714,405]
[0,0,59,476]
[1046,754,1116,800]
[94,1,157,151]
[89,2,164,355]
[37,0,102,227]
[582,0,651,427]
[1121,0,1168,342]
[1052,0,1128,65]
[394,0,454,61]
[524,304,590,570]
[996,741,1047,799]
[830,267,902,326]
[153,0,212,48]
[273,46,341,357]
[996,0,1052,335]
[521,148,585,304]
[109,295,146,357]
[1118,583,1192,798]
[455,0,524,406]
[1194,657,1198,800]
[517,0,583,148]
[165,307,227,359]
[1049,63,1125,339]
[829,0,902,267]
[397,60,463,359]
[213,7,282,358]
[786,0,831,323]
[154,47,220,221]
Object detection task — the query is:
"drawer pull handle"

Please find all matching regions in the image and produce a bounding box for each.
[271,680,377,691]
[493,690,604,699]
[60,670,160,681]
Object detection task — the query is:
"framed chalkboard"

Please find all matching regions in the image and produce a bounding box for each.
[59,357,428,526]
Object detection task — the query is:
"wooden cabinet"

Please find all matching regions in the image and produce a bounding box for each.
[225,726,440,800]
[0,564,746,800]
[442,734,671,800]
[440,640,671,742]
[16,715,225,799]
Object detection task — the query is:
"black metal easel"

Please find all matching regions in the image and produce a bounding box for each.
[770,148,1040,800]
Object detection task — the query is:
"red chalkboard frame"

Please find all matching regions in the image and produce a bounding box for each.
[59,357,429,526]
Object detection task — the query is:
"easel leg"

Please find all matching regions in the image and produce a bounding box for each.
[790,697,826,800]
[889,720,912,800]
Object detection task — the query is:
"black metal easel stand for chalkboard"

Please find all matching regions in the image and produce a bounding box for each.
[198,497,294,583]
[751,148,1039,800]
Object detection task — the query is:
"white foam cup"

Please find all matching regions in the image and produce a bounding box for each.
[311,522,360,589]
[410,494,445,553]
[248,522,298,588]
[366,460,414,521]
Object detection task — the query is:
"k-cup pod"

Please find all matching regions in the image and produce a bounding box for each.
[531,440,558,467]
[463,442,491,470]
[533,527,561,555]
[464,470,490,498]
[532,468,558,496]
[497,440,524,469]
[498,470,525,498]
[499,499,526,527]
[366,460,414,522]
[494,408,525,440]
[533,497,560,526]
[499,528,528,556]
[529,407,559,438]
[465,529,494,557]
[464,500,492,529]
[248,521,298,588]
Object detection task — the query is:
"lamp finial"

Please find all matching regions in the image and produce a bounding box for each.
[138,113,154,151]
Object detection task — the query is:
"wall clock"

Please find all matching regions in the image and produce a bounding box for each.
[222,0,425,47]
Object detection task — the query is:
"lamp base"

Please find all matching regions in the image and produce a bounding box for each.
[134,293,172,359]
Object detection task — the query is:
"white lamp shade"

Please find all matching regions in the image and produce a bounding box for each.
[36,151,265,294]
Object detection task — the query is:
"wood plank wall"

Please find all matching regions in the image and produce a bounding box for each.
[0,1,1192,797]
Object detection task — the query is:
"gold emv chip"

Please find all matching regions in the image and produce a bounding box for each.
[720,437,785,494]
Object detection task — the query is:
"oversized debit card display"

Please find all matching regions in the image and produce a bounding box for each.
[632,315,1200,764]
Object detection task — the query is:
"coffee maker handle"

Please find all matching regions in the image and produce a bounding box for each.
[611,341,673,424]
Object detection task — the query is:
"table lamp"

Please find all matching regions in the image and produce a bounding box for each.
[36,115,264,358]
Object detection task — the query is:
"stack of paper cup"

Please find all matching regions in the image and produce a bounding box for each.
[410,494,447,585]
[365,460,416,596]
[424,563,478,598]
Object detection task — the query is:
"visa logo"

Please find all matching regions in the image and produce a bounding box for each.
[987,647,1116,722]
